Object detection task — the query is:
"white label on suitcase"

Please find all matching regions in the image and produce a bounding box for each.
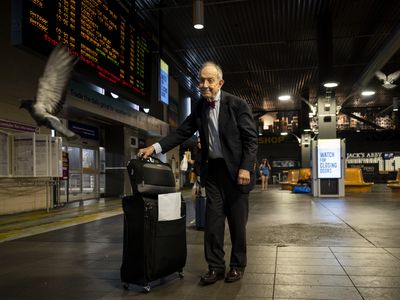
[158,192,181,221]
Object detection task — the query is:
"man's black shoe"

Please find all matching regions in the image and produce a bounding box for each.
[199,270,225,285]
[224,268,242,283]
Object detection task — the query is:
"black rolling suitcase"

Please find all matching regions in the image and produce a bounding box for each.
[121,157,187,293]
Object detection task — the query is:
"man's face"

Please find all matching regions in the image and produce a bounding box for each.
[199,65,224,99]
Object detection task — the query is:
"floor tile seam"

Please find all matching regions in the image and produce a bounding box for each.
[348,274,400,278]
[273,247,331,251]
[316,201,377,247]
[247,262,277,266]
[333,253,398,256]
[276,272,347,275]
[276,273,355,277]
[382,247,400,261]
[273,298,345,300]
[271,246,278,299]
[276,257,340,260]
[328,246,365,300]
[326,256,400,264]
[352,285,400,289]
[243,270,277,274]
[359,286,400,290]
[276,263,342,266]
[273,283,356,287]
[340,264,400,268]
[357,286,400,289]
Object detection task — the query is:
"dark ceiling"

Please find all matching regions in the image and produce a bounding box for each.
[135,0,400,115]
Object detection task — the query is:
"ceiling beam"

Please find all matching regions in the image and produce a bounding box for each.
[354,23,400,90]
[340,109,384,130]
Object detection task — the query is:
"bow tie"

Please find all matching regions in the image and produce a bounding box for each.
[207,99,216,109]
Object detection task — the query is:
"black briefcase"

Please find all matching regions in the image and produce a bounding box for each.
[127,157,176,197]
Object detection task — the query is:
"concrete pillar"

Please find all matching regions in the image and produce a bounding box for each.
[301,133,312,167]
[317,91,337,139]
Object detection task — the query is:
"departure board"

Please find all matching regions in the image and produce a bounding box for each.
[12,0,151,102]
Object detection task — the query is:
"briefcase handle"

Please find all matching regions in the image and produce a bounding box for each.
[140,155,167,165]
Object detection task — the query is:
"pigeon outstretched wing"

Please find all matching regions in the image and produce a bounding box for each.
[375,71,387,82]
[387,70,400,83]
[34,46,77,117]
[46,115,79,140]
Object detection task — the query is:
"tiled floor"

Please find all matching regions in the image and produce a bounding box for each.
[0,184,399,299]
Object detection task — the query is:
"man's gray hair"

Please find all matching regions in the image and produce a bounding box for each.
[200,61,223,80]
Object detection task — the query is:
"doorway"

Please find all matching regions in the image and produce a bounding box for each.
[60,145,101,202]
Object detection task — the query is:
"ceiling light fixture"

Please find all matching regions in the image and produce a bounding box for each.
[361,90,375,96]
[393,98,398,112]
[193,0,204,30]
[323,81,339,88]
[110,92,119,99]
[278,95,291,101]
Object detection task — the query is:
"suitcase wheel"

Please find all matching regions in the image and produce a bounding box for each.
[178,271,184,279]
[143,285,151,293]
[122,283,129,290]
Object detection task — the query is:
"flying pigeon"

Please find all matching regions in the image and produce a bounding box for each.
[375,70,400,89]
[20,45,79,140]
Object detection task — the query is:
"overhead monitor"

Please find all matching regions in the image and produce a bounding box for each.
[317,139,342,179]
[12,0,151,104]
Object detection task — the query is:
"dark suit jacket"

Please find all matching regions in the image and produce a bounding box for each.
[159,90,258,193]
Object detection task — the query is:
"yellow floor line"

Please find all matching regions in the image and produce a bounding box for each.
[0,208,123,243]
[0,202,122,226]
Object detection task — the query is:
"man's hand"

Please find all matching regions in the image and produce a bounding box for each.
[237,169,250,185]
[137,146,155,159]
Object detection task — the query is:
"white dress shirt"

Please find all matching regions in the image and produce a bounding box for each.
[207,90,223,159]
[152,90,223,159]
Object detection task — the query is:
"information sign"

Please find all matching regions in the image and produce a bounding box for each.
[160,59,169,104]
[12,0,151,103]
[317,139,342,178]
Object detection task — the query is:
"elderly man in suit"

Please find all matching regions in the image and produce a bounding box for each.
[138,62,258,285]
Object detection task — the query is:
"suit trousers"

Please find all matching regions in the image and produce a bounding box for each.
[204,158,249,272]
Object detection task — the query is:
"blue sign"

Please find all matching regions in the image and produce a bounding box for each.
[68,120,99,140]
[160,59,169,104]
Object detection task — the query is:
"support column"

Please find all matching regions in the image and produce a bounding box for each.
[317,90,337,139]
[300,133,312,167]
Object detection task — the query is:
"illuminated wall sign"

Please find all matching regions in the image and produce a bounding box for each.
[160,59,169,104]
[346,152,382,159]
[12,0,151,103]
[68,120,99,140]
[258,136,285,144]
[317,139,342,178]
